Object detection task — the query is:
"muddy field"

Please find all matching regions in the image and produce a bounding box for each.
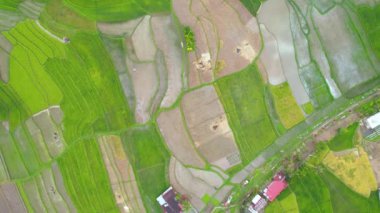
[151,16,184,108]
[21,165,76,213]
[169,157,217,211]
[312,6,378,94]
[258,0,309,104]
[157,108,206,168]
[173,0,261,86]
[0,183,27,213]
[98,135,146,213]
[259,24,286,85]
[181,86,241,170]
[101,15,184,123]
[26,107,65,159]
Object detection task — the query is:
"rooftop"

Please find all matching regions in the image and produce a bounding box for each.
[365,112,380,129]
[156,187,182,213]
[263,172,288,202]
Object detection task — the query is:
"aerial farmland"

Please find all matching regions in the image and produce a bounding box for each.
[1,0,380,212]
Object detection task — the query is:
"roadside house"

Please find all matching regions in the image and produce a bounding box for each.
[157,187,182,213]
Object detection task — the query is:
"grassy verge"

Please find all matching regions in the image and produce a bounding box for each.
[215,64,277,164]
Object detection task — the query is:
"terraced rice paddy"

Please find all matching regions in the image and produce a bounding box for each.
[63,0,171,22]
[98,135,146,213]
[57,139,117,212]
[216,64,277,164]
[122,125,170,212]
[18,165,76,212]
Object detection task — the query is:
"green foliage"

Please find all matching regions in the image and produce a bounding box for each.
[0,0,23,11]
[240,0,262,16]
[58,139,118,212]
[291,167,333,213]
[357,5,380,60]
[320,169,380,213]
[302,102,314,115]
[308,143,330,166]
[122,124,170,212]
[215,64,277,164]
[357,97,380,116]
[327,122,358,152]
[184,26,195,52]
[266,188,299,213]
[63,0,171,22]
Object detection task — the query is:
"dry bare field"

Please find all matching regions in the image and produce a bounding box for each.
[181,86,241,170]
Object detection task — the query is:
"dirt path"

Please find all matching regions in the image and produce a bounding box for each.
[35,20,66,43]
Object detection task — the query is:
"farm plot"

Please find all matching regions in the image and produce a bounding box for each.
[299,63,333,109]
[327,122,358,151]
[290,167,333,213]
[215,64,277,164]
[320,169,380,212]
[57,138,117,212]
[169,157,221,212]
[18,166,76,213]
[44,32,134,142]
[98,135,146,213]
[157,108,206,168]
[121,125,170,212]
[269,83,304,129]
[63,0,171,22]
[357,4,380,60]
[311,6,379,95]
[0,183,27,213]
[0,35,11,83]
[312,0,335,14]
[173,0,261,87]
[323,147,377,197]
[101,15,184,122]
[259,24,286,85]
[258,0,309,105]
[266,189,299,213]
[181,85,241,170]
[0,121,28,179]
[2,20,65,115]
[27,107,66,159]
[0,8,24,32]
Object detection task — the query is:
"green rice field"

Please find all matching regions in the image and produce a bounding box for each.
[63,0,171,22]
[215,64,277,164]
[327,122,358,151]
[122,124,170,212]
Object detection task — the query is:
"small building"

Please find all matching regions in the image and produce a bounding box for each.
[365,112,380,129]
[248,194,268,213]
[262,172,288,202]
[156,187,182,213]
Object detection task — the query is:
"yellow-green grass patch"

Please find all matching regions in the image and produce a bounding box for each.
[270,82,304,129]
[323,147,377,197]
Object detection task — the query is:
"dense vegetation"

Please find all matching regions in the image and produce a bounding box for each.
[240,0,262,16]
[184,26,195,52]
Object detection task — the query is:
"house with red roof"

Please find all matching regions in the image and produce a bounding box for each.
[262,172,288,202]
[156,187,183,213]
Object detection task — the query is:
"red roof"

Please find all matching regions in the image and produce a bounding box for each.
[264,173,288,201]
